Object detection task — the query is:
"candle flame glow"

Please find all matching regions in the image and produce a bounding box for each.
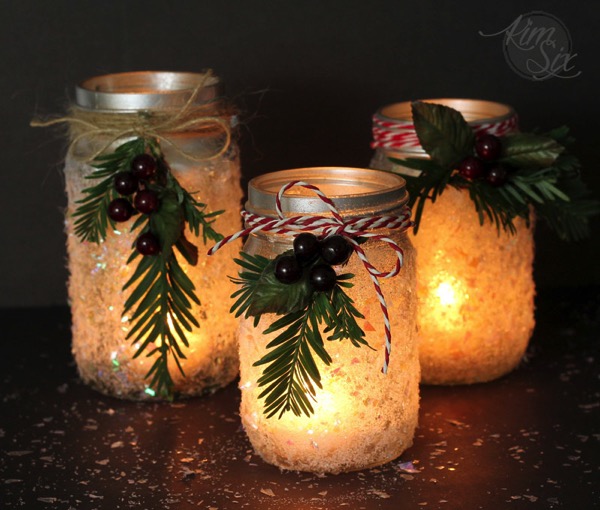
[435,281,457,306]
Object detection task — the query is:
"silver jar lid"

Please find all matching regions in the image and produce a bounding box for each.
[75,71,222,111]
[247,167,408,218]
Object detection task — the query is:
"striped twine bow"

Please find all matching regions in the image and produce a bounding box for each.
[208,180,413,373]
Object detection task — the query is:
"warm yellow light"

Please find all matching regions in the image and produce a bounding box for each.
[412,187,535,385]
[67,149,243,399]
[239,238,419,474]
[435,281,457,306]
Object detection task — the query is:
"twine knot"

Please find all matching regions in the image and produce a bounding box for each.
[30,70,233,163]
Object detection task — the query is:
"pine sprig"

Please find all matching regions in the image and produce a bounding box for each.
[231,251,368,418]
[72,137,223,398]
[255,301,330,419]
[122,251,200,398]
[388,101,599,241]
[72,138,145,242]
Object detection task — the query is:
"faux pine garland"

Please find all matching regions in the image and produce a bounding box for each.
[390,101,599,240]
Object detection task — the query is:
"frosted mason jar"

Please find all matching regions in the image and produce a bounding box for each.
[371,99,535,385]
[238,167,419,474]
[64,72,243,399]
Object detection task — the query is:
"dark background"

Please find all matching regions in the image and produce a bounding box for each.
[2,0,599,308]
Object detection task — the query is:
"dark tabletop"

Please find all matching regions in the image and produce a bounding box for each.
[1,288,599,510]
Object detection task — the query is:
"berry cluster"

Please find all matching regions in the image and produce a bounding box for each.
[107,154,161,256]
[457,134,508,187]
[274,233,353,292]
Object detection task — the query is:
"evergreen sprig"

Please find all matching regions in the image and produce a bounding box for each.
[72,137,223,398]
[389,101,599,240]
[231,251,368,418]
[73,138,145,243]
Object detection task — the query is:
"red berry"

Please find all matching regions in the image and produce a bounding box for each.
[114,172,138,195]
[309,264,337,292]
[457,156,485,180]
[293,233,320,264]
[274,255,302,284]
[107,198,134,222]
[134,189,160,214]
[475,134,502,161]
[136,232,161,256]
[131,154,157,180]
[486,165,508,187]
[320,235,352,266]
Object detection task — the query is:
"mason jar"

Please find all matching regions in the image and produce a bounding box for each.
[371,99,535,385]
[238,167,419,474]
[65,71,243,399]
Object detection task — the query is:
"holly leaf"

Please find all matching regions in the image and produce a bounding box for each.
[411,101,474,168]
[500,133,564,168]
[248,251,313,316]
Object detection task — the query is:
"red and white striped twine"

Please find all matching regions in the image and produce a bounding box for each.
[371,112,519,150]
[208,180,413,374]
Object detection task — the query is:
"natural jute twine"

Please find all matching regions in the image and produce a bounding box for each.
[30,70,233,162]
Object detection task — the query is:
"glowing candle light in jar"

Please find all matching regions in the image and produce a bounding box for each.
[230,167,419,474]
[61,71,243,399]
[371,99,535,385]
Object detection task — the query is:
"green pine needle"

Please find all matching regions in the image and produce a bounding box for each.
[72,137,223,398]
[388,101,599,240]
[231,251,368,419]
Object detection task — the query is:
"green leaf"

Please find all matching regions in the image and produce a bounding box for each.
[411,101,475,168]
[500,133,564,167]
[250,261,312,316]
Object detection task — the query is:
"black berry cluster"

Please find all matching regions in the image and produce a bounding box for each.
[457,134,509,187]
[107,153,162,256]
[274,233,353,292]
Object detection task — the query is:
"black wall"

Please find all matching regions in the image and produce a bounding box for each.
[2,0,599,307]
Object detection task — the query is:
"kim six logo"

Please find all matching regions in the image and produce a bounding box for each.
[479,11,581,81]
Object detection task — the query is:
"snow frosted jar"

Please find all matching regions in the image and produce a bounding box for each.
[371,99,535,385]
[60,71,243,399]
[210,167,419,474]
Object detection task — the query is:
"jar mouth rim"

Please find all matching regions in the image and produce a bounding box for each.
[378,98,515,125]
[247,167,408,217]
[75,71,221,111]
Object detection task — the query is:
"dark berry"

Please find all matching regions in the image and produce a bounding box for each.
[320,235,352,266]
[486,165,508,187]
[457,156,485,180]
[274,255,303,284]
[134,189,160,214]
[309,264,337,292]
[131,154,157,180]
[475,134,502,161]
[136,232,161,256]
[107,198,134,222]
[113,172,138,196]
[293,233,320,264]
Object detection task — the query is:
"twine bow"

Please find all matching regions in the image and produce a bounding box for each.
[208,180,413,373]
[30,70,232,163]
